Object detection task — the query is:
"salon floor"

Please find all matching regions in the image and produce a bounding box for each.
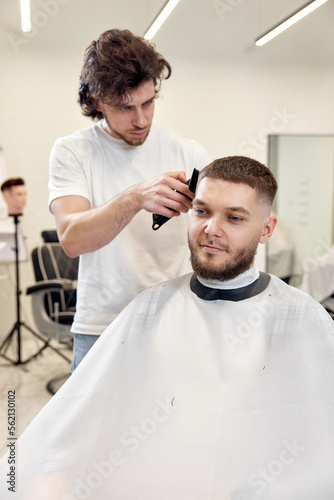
[0,326,71,459]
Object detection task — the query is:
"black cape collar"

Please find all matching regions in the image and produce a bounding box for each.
[190,272,271,302]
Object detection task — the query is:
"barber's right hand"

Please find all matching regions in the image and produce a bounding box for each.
[138,171,194,218]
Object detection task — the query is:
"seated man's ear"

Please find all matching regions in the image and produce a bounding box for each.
[259,216,277,244]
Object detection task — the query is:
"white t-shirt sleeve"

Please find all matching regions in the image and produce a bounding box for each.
[48,136,91,210]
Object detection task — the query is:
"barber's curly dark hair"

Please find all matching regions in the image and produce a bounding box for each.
[78,29,172,120]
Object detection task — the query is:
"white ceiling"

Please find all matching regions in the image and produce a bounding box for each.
[0,0,333,64]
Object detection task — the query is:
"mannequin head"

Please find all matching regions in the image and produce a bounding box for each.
[1,177,27,215]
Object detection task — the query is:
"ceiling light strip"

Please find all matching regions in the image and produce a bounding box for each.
[255,0,329,47]
[20,0,31,32]
[144,0,181,40]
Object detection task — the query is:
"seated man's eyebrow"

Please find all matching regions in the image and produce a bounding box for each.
[226,206,251,215]
[193,199,209,206]
[194,200,250,216]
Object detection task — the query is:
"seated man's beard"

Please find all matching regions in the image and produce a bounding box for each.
[188,238,258,282]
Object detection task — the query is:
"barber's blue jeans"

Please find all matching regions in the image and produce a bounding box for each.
[71,333,99,372]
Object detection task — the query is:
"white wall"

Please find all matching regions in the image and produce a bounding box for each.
[0,17,333,337]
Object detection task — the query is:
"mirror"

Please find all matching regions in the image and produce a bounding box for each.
[267,134,334,286]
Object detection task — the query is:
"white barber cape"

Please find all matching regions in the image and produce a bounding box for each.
[1,271,334,500]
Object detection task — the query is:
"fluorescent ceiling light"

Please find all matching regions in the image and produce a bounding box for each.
[255,0,329,47]
[144,0,181,40]
[20,0,31,32]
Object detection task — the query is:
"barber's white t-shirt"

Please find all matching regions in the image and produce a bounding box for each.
[49,122,211,334]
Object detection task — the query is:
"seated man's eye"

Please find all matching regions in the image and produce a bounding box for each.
[194,208,206,215]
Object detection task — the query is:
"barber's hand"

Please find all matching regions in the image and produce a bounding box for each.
[138,171,194,218]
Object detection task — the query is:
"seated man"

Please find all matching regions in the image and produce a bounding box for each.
[1,156,333,500]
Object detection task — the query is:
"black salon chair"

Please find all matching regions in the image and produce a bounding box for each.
[26,231,79,393]
[27,242,78,343]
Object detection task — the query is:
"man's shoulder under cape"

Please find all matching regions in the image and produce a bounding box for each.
[1,272,334,499]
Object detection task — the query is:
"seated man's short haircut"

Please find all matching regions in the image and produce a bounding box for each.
[199,156,278,206]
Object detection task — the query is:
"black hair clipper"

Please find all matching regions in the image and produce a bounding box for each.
[152,168,199,231]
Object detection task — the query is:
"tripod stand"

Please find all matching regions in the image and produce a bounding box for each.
[0,214,71,365]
